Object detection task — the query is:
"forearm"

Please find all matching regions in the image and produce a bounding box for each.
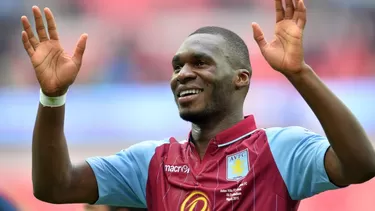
[286,65,375,179]
[32,104,73,198]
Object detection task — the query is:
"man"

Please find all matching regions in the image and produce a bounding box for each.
[21,0,375,210]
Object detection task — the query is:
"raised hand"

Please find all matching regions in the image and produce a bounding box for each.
[252,0,307,74]
[21,6,88,97]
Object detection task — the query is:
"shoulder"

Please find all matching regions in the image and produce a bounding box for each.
[124,139,172,153]
[263,126,336,200]
[119,138,188,159]
[85,138,180,207]
[126,138,182,151]
[264,126,322,143]
[86,138,173,171]
[264,126,329,151]
[264,126,329,161]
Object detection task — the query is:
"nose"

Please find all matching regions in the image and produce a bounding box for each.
[176,64,197,84]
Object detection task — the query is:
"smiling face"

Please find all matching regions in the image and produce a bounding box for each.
[170,33,249,123]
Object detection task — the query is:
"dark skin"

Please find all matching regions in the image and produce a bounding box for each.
[21,0,374,206]
[251,0,375,186]
[21,6,98,204]
[170,34,249,157]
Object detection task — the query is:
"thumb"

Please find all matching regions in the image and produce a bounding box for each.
[72,33,88,68]
[252,22,268,51]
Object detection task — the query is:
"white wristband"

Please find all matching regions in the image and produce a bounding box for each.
[39,89,67,107]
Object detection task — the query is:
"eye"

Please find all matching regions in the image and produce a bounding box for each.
[195,60,206,68]
[173,65,182,73]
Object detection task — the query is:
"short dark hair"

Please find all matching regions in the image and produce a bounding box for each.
[189,26,252,76]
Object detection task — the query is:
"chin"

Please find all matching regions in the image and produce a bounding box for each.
[178,106,216,124]
[179,109,205,123]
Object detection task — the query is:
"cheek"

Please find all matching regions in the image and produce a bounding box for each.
[200,90,214,107]
[211,82,230,101]
[170,77,178,91]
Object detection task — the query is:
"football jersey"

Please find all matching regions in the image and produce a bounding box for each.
[86,115,339,211]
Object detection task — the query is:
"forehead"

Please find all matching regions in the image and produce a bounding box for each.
[175,33,226,59]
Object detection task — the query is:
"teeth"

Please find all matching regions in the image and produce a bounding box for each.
[179,89,202,97]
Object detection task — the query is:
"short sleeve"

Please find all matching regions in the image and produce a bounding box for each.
[266,126,339,200]
[86,139,169,207]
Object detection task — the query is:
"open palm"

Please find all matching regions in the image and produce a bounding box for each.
[21,6,87,97]
[252,0,307,74]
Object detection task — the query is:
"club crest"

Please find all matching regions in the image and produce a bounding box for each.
[226,149,250,181]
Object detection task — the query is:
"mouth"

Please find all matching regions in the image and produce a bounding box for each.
[177,89,203,105]
[178,89,203,98]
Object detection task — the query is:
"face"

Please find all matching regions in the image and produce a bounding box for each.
[170,34,243,123]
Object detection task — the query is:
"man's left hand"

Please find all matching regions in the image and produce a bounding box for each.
[252,0,307,75]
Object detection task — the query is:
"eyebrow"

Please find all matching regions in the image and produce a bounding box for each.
[171,55,180,65]
[172,52,214,65]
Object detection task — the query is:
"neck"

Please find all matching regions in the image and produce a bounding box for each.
[191,110,244,158]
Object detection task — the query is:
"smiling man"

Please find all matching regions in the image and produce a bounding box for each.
[21,0,375,210]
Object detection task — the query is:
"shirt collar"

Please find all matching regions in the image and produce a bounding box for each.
[188,115,258,147]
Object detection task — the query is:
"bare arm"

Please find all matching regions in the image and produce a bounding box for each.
[32,104,98,203]
[252,0,375,187]
[286,66,375,186]
[21,6,98,203]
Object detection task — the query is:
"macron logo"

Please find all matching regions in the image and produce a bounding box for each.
[164,164,190,174]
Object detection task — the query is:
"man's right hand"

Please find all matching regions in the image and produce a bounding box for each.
[23,6,99,204]
[21,6,87,97]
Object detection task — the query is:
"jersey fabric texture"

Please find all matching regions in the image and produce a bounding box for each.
[86,115,339,211]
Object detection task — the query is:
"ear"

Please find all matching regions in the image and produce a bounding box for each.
[234,69,250,89]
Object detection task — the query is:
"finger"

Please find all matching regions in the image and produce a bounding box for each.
[275,0,285,23]
[72,34,88,68]
[21,16,39,49]
[296,0,307,29]
[285,0,295,19]
[44,7,59,40]
[32,6,49,42]
[252,23,268,52]
[22,31,35,57]
[292,0,299,21]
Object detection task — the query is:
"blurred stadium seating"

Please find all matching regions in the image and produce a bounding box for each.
[0,0,374,210]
